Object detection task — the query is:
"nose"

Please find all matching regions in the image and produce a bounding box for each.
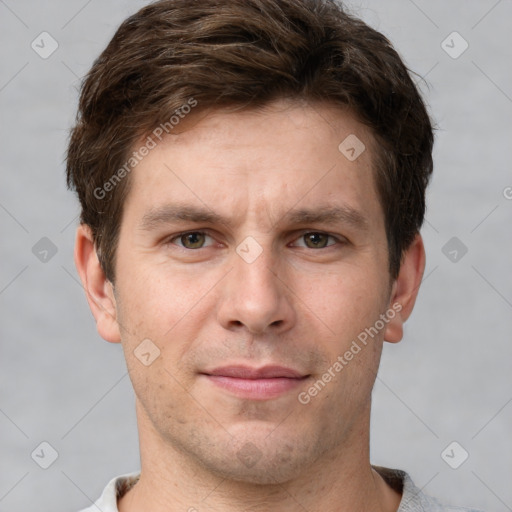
[216,242,296,335]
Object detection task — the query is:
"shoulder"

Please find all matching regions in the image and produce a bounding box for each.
[373,466,485,512]
[77,472,140,512]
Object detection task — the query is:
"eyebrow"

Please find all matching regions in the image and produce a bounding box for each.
[138,204,369,232]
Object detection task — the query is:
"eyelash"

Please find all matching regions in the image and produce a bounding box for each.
[166,230,345,250]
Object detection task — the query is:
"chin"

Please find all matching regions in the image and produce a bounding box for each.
[189,429,325,486]
[206,453,307,486]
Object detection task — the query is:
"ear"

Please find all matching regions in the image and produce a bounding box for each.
[383,233,426,343]
[74,224,121,343]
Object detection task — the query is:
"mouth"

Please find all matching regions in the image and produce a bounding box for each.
[199,365,311,400]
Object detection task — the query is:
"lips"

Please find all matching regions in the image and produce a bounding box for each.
[200,365,310,400]
[205,365,306,379]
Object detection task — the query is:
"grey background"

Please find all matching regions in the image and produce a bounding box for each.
[1,0,511,511]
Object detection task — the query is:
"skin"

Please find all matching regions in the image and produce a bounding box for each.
[75,99,425,512]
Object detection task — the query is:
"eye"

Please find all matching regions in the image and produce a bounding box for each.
[167,231,342,250]
[292,232,340,249]
[170,231,214,249]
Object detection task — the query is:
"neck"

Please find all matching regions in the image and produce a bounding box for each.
[118,401,401,512]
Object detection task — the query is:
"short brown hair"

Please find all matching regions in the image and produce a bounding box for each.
[66,0,434,282]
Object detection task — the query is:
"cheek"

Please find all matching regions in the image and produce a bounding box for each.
[296,264,389,344]
[128,359,195,431]
[116,282,201,426]
[297,336,381,444]
[116,258,205,332]
[114,263,216,384]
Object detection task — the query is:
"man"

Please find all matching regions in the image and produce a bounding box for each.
[66,0,481,510]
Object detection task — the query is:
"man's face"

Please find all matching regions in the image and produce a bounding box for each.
[111,100,395,483]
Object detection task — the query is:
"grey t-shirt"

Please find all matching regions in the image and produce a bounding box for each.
[78,466,483,511]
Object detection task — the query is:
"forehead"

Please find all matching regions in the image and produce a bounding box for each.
[123,100,384,232]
